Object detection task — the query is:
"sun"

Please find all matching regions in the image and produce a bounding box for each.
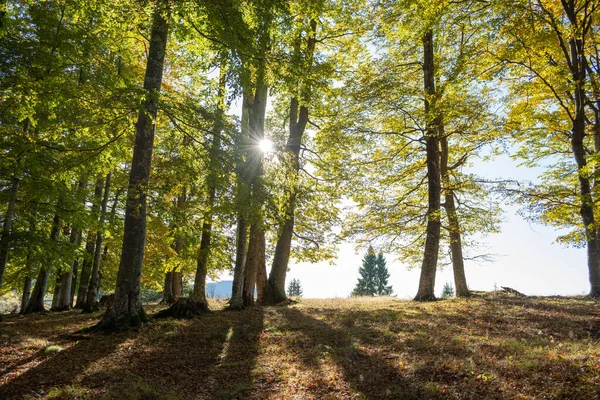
[259,138,273,153]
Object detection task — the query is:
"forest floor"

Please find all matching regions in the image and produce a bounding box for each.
[0,294,599,399]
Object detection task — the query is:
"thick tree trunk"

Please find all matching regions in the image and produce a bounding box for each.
[75,177,104,308]
[69,232,83,308]
[23,213,61,314]
[264,102,304,304]
[440,135,470,297]
[51,274,62,310]
[161,271,174,304]
[20,275,32,314]
[415,30,441,302]
[84,173,111,313]
[96,2,169,330]
[191,228,209,306]
[230,216,248,309]
[20,225,35,313]
[0,177,19,291]
[256,260,267,302]
[51,227,81,311]
[172,269,182,300]
[242,225,265,307]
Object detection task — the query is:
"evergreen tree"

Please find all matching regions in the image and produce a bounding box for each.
[352,247,378,296]
[287,278,303,297]
[441,282,455,298]
[375,253,393,296]
[352,247,393,296]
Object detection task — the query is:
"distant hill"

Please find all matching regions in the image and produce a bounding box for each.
[206,280,233,299]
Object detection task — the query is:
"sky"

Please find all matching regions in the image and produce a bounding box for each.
[282,152,589,299]
[214,151,590,299]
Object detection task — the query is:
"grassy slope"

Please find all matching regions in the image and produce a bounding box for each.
[0,295,599,399]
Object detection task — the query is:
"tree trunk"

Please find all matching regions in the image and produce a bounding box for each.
[567,36,600,297]
[96,2,169,330]
[230,217,248,309]
[168,188,186,303]
[264,20,316,305]
[415,30,441,302]
[256,259,267,302]
[191,61,226,307]
[243,225,265,307]
[69,232,83,308]
[84,173,111,313]
[229,90,253,310]
[440,135,470,297]
[75,177,104,308]
[161,271,174,304]
[23,213,61,314]
[0,177,19,292]
[20,252,34,313]
[20,275,32,314]
[51,274,62,310]
[172,269,182,300]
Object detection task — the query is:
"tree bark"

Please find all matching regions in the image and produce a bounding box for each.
[169,188,186,303]
[75,177,103,308]
[0,177,19,292]
[172,269,182,300]
[96,1,169,331]
[256,260,267,302]
[440,134,470,297]
[19,254,33,314]
[415,30,441,301]
[161,271,174,304]
[230,216,248,309]
[243,225,265,306]
[84,173,111,313]
[23,213,61,314]
[69,230,83,308]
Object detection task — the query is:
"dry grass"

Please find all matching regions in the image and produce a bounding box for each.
[0,295,599,399]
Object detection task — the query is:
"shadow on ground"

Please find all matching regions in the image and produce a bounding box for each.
[0,297,599,399]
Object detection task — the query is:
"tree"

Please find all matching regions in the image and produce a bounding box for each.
[492,0,600,297]
[287,278,303,297]
[441,282,454,298]
[352,247,393,296]
[374,253,393,296]
[95,0,170,331]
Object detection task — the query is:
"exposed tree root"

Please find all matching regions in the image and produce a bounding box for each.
[154,298,209,319]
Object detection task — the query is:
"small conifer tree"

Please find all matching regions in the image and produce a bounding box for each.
[441,282,455,298]
[287,278,303,297]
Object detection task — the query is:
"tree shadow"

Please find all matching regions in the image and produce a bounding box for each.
[0,330,131,399]
[92,307,264,399]
[275,307,430,399]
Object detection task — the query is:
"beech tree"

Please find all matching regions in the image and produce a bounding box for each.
[493,0,600,297]
[96,0,170,330]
